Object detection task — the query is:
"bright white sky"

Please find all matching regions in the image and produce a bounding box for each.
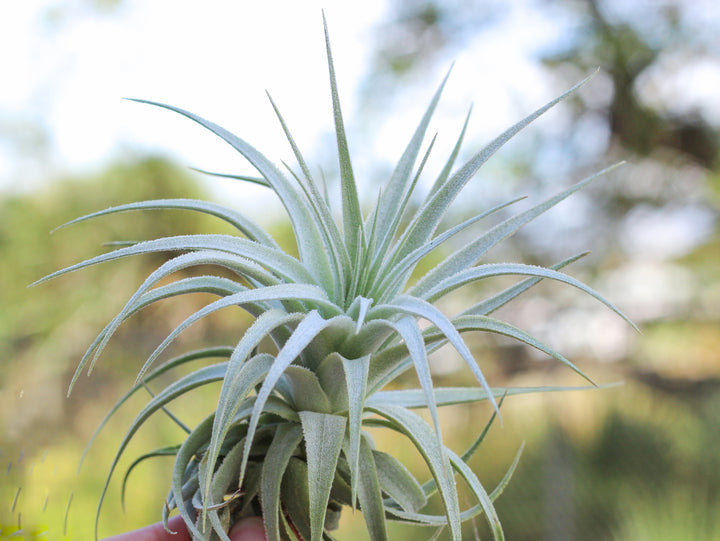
[0,0,567,208]
[2,0,717,212]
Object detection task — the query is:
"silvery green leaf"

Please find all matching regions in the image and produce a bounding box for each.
[261,423,304,541]
[455,314,593,380]
[170,415,216,541]
[426,105,472,198]
[339,319,395,359]
[206,437,249,541]
[94,362,229,536]
[391,316,444,448]
[409,163,622,298]
[282,366,332,413]
[52,198,279,248]
[354,435,388,541]
[231,395,300,425]
[340,353,370,507]
[79,347,231,470]
[389,443,524,527]
[31,234,315,288]
[370,296,499,416]
[126,99,335,291]
[282,458,312,540]
[268,93,350,303]
[316,353,349,412]
[200,353,276,517]
[458,392,505,464]
[445,448,504,540]
[373,450,426,513]
[424,262,637,332]
[460,252,588,316]
[68,249,270,389]
[375,196,526,300]
[190,167,270,188]
[322,14,364,269]
[136,284,340,382]
[299,410,346,541]
[208,311,305,479]
[368,384,611,409]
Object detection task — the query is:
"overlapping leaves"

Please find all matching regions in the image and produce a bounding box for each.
[36,15,633,541]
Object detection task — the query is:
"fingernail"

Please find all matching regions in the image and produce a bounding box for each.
[229,517,267,541]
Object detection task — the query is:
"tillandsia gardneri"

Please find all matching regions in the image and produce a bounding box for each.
[35,14,634,541]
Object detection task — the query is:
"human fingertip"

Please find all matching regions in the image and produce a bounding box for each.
[228,517,266,541]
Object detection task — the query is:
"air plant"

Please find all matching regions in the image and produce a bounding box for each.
[35,15,632,541]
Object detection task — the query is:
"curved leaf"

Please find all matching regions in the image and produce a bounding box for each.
[53,198,279,248]
[135,284,340,382]
[444,448,503,540]
[283,366,332,413]
[375,196,525,301]
[373,449,426,513]
[96,364,227,540]
[391,316,444,448]
[281,458,312,540]
[238,313,338,472]
[268,93,350,304]
[79,347,232,471]
[71,249,256,388]
[370,296,499,416]
[424,263,637,331]
[169,414,215,540]
[190,167,271,188]
[409,163,622,298]
[121,445,179,511]
[368,384,612,409]
[208,311,307,483]
[201,352,277,517]
[459,252,588,316]
[426,104,472,198]
[31,234,314,288]
[385,444,524,528]
[126,99,334,291]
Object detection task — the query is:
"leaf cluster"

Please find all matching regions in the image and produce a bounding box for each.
[35,16,633,541]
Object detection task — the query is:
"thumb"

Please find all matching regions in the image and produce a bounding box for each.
[228,517,267,541]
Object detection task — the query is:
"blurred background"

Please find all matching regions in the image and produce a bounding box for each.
[1,1,718,539]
